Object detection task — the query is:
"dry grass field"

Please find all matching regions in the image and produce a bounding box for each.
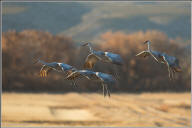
[2,92,191,127]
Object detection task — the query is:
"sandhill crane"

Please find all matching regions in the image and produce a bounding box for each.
[136,40,182,79]
[135,40,160,63]
[81,42,123,69]
[64,69,116,97]
[159,53,182,79]
[35,59,76,77]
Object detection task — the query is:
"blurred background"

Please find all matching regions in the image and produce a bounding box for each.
[2,1,191,127]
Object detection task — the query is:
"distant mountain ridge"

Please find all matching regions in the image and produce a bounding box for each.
[2,2,191,41]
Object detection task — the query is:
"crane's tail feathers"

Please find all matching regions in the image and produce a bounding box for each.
[174,67,182,72]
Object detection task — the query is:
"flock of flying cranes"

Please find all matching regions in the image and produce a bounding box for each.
[35,40,182,97]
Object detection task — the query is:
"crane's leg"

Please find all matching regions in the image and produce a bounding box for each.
[170,68,174,80]
[104,84,110,97]
[170,66,176,80]
[71,80,77,88]
[167,66,172,80]
[171,68,176,80]
[71,80,81,93]
[73,80,77,88]
[102,83,106,97]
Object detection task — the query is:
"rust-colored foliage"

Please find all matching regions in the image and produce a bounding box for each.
[2,30,77,92]
[98,30,190,92]
[2,30,191,92]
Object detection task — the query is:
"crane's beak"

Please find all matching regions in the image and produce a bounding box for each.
[81,43,89,46]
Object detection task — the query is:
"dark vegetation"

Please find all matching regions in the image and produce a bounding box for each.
[2,30,191,92]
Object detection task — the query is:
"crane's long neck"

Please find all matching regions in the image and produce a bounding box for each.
[147,42,151,51]
[87,43,94,53]
[38,59,48,65]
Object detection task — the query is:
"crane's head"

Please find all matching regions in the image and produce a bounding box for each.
[81,42,94,53]
[144,40,150,44]
[81,42,91,47]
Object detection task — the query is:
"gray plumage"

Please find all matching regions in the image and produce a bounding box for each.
[65,69,116,97]
[82,42,123,69]
[36,59,76,77]
[160,53,182,79]
[135,40,159,62]
[136,40,182,79]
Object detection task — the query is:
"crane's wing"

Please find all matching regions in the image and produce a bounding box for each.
[65,70,94,80]
[172,59,182,72]
[64,71,81,80]
[84,54,100,69]
[79,70,99,80]
[135,51,150,58]
[136,51,159,63]
[149,52,159,63]
[161,56,173,79]
[161,55,171,66]
[162,55,180,68]
[161,54,182,79]
[57,63,75,72]
[104,52,123,65]
[40,65,53,77]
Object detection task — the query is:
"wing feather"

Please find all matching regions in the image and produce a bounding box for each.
[64,71,81,80]
[149,52,159,63]
[65,71,95,80]
[104,52,123,65]
[40,65,53,77]
[136,51,150,58]
[162,56,170,66]
[84,54,100,69]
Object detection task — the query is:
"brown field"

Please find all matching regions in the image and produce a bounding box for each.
[2,92,191,127]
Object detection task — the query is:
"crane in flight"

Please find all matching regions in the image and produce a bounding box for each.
[64,69,116,97]
[159,53,182,79]
[136,40,182,79]
[81,42,123,69]
[35,59,76,77]
[135,40,160,63]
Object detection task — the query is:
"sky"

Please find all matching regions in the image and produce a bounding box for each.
[2,1,191,42]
